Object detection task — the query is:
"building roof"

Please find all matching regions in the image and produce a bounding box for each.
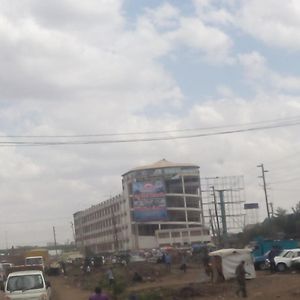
[123,159,199,176]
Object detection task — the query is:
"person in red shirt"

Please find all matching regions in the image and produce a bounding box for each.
[89,287,109,300]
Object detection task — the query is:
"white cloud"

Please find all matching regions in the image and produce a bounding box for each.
[144,3,180,30]
[236,0,300,50]
[239,51,300,92]
[168,17,233,62]
[0,0,299,247]
[193,0,234,25]
[140,3,233,63]
[193,0,300,51]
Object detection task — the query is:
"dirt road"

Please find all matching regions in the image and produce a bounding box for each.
[1,271,300,299]
[49,276,90,300]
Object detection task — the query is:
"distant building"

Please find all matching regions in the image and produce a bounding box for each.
[73,159,210,253]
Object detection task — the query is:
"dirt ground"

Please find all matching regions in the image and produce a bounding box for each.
[1,269,300,299]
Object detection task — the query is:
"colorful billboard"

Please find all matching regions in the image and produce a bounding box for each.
[132,180,168,222]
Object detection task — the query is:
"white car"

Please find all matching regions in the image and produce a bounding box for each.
[274,248,300,272]
[2,269,51,300]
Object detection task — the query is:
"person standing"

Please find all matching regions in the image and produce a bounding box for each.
[180,253,187,273]
[202,246,210,268]
[268,247,276,273]
[165,252,172,272]
[89,287,109,300]
[235,261,248,298]
[86,265,91,275]
[106,268,115,286]
[60,261,67,275]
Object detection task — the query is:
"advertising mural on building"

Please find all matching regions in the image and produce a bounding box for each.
[132,180,168,222]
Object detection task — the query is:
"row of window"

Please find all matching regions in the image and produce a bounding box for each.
[79,226,129,240]
[81,203,121,224]
[157,229,209,239]
[83,215,124,233]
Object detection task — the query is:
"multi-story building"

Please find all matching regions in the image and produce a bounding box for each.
[73,159,210,253]
[74,194,130,253]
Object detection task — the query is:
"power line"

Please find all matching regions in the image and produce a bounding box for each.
[0,117,299,147]
[2,115,300,138]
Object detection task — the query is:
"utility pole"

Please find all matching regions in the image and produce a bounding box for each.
[257,163,271,220]
[211,186,221,245]
[209,209,216,240]
[53,226,58,256]
[70,222,76,243]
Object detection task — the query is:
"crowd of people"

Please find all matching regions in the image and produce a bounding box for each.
[84,246,256,299]
[85,247,215,300]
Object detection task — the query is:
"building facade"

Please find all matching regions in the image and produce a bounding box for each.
[74,159,210,253]
[74,194,130,254]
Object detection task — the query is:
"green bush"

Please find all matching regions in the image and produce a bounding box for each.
[139,290,163,300]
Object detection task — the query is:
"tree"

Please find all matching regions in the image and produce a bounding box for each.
[292,201,300,214]
[274,207,287,217]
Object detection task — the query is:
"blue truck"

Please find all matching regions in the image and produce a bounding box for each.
[250,237,299,270]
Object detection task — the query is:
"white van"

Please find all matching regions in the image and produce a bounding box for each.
[2,269,51,300]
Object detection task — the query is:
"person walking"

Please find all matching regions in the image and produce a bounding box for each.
[89,287,109,300]
[235,261,249,298]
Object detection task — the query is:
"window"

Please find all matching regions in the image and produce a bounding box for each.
[138,224,159,236]
[158,232,169,238]
[190,230,202,236]
[187,211,200,222]
[168,210,186,222]
[166,196,184,207]
[284,251,294,258]
[186,197,199,208]
[7,274,44,292]
[171,232,180,238]
[165,179,183,194]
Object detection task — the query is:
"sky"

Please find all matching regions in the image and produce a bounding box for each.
[1,0,300,248]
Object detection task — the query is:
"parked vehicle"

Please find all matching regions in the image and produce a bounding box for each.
[25,256,45,269]
[1,269,51,300]
[250,237,299,270]
[254,249,283,270]
[24,249,49,271]
[273,248,300,272]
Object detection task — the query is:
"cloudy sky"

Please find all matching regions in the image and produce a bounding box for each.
[0,0,300,247]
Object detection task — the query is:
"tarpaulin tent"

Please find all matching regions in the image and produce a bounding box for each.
[209,248,256,282]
